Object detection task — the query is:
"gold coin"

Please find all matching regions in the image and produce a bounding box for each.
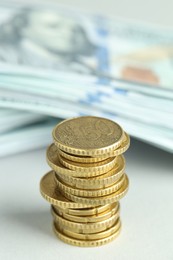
[60,175,129,206]
[51,206,118,232]
[56,155,125,189]
[52,203,119,223]
[56,218,121,240]
[40,171,93,209]
[47,144,115,178]
[52,116,124,156]
[58,149,109,163]
[53,222,121,247]
[55,219,117,234]
[95,132,130,158]
[58,132,130,163]
[54,203,118,216]
[55,173,125,197]
[59,154,117,174]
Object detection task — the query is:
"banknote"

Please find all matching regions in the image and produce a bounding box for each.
[0,90,173,152]
[0,108,46,134]
[0,73,173,112]
[0,118,58,157]
[0,1,173,155]
[1,86,173,129]
[0,110,173,157]
[0,1,173,91]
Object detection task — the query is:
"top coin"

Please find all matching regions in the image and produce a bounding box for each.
[52,116,124,156]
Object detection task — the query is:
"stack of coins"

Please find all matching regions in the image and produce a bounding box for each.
[40,116,130,247]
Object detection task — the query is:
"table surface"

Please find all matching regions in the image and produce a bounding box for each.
[1,0,173,259]
[1,138,173,260]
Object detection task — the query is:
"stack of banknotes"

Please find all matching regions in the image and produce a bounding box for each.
[0,1,173,157]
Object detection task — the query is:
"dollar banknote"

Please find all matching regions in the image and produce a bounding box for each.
[0,108,46,134]
[0,1,173,91]
[0,117,58,157]
[0,108,173,157]
[0,1,173,155]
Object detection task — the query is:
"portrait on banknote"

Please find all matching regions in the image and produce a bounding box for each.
[0,7,98,74]
[0,4,173,87]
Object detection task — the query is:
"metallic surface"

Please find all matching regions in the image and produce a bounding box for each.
[56,155,125,189]
[47,144,117,177]
[56,218,121,240]
[53,203,118,216]
[53,222,121,247]
[52,203,119,223]
[60,175,129,206]
[52,116,123,156]
[55,174,126,197]
[59,154,117,174]
[40,116,130,247]
[58,132,130,163]
[40,171,93,208]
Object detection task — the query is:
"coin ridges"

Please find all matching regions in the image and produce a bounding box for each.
[57,218,121,240]
[53,222,121,247]
[58,132,130,163]
[55,174,125,197]
[40,171,93,208]
[40,116,130,247]
[54,203,118,216]
[55,155,125,189]
[51,206,119,230]
[53,203,119,223]
[59,154,117,174]
[52,116,124,156]
[47,144,117,178]
[60,175,129,206]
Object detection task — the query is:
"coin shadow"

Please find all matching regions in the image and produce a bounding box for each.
[5,208,53,238]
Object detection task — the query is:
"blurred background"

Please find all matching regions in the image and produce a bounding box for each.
[0,1,173,260]
[0,0,173,156]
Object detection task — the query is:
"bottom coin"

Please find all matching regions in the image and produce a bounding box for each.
[53,221,121,247]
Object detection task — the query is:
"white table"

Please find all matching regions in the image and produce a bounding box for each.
[0,138,173,260]
[1,0,173,259]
